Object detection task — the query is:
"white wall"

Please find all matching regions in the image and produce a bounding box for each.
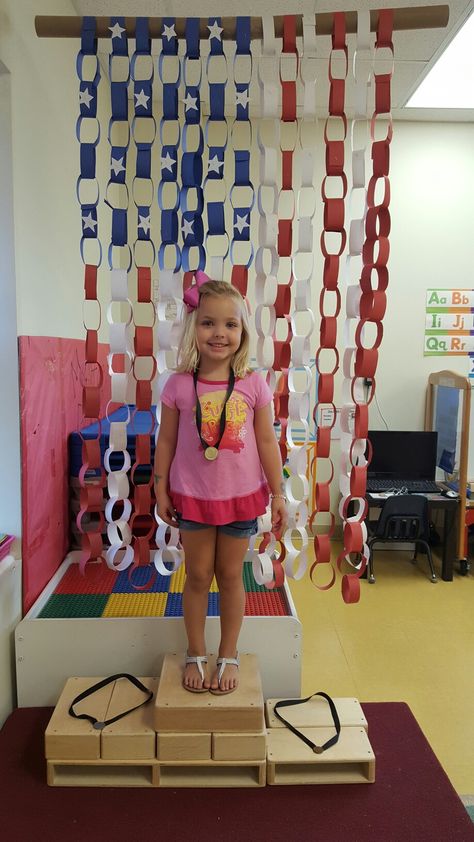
[0,67,21,538]
[373,120,474,430]
[0,0,111,341]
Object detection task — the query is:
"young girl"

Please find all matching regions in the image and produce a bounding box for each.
[154,271,288,695]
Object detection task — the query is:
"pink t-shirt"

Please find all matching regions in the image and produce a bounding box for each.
[160,370,273,524]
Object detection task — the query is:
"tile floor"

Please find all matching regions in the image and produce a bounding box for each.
[288,544,474,795]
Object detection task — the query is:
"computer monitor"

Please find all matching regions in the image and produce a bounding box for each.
[367,431,438,481]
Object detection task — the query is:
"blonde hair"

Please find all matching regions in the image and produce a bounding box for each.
[176,280,251,379]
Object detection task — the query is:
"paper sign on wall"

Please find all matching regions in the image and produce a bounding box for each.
[424,289,474,379]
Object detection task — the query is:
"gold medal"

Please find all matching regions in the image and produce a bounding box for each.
[194,369,235,464]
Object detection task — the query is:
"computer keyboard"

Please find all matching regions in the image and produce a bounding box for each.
[366,479,441,494]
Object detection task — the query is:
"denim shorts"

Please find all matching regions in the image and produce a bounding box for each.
[176,513,258,539]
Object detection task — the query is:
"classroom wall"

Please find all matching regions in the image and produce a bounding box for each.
[0,67,20,539]
[0,0,111,342]
[371,120,474,431]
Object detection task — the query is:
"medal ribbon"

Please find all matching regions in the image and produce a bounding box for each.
[193,369,235,457]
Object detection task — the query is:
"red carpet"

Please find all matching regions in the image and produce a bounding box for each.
[0,703,472,842]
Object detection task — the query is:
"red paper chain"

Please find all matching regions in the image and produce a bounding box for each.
[337,9,394,603]
[310,12,348,592]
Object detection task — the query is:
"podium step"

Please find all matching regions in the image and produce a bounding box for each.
[154,653,265,733]
[157,732,212,761]
[212,731,266,761]
[266,696,368,731]
[45,677,114,761]
[101,677,158,760]
[266,726,375,785]
[44,671,374,788]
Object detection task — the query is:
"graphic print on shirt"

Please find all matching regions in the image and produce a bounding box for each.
[196,390,249,453]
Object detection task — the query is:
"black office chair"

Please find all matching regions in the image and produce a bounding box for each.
[367,494,437,584]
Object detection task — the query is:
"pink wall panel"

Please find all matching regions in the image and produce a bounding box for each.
[19,336,111,613]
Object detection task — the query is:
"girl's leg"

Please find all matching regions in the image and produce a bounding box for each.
[212,532,248,692]
[181,527,217,690]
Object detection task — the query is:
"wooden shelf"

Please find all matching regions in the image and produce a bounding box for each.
[156,759,266,788]
[47,758,158,787]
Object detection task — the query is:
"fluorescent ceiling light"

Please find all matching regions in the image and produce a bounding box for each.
[406,11,474,108]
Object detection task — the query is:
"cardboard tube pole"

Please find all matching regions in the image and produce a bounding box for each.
[35,6,449,39]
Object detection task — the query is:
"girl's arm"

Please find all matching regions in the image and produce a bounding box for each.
[254,403,288,535]
[154,403,179,526]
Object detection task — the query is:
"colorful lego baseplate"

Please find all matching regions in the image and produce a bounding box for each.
[38,562,290,618]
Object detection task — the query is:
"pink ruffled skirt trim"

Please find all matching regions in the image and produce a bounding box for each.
[171,485,269,525]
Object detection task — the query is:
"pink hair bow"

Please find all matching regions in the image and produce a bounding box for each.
[183,270,211,313]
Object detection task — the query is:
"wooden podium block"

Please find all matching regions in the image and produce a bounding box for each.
[101,677,158,761]
[266,697,368,731]
[46,759,159,788]
[154,653,264,733]
[45,677,114,761]
[266,726,375,785]
[157,732,212,761]
[212,731,266,761]
[156,759,266,788]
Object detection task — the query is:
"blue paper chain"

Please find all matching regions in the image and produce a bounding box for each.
[180,18,205,273]
[158,16,181,273]
[107,16,131,270]
[230,17,254,271]
[131,17,155,267]
[77,16,101,266]
[205,17,228,276]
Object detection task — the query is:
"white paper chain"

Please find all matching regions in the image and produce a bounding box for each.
[339,11,372,569]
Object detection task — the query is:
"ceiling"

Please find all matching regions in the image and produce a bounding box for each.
[70,0,474,121]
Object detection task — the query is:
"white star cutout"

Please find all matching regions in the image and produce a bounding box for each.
[162,23,176,41]
[234,214,249,235]
[235,89,250,109]
[208,155,224,174]
[110,156,126,177]
[79,88,94,108]
[161,151,175,172]
[138,214,151,235]
[181,218,194,238]
[183,92,198,111]
[208,20,223,40]
[82,212,97,231]
[109,22,126,40]
[134,88,150,109]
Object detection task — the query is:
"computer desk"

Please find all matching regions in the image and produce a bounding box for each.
[366,492,459,582]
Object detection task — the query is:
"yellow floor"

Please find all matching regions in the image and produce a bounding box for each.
[288,544,474,795]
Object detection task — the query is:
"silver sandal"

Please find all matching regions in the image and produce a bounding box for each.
[209,654,240,695]
[182,654,209,693]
